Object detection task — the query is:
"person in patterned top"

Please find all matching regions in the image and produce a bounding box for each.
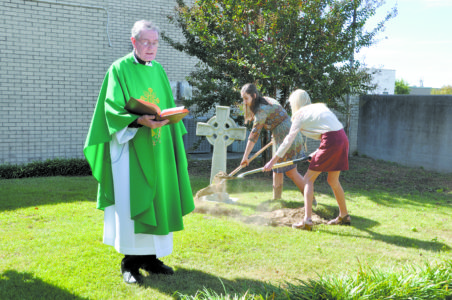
[240,83,315,203]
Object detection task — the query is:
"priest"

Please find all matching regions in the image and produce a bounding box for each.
[84,20,195,284]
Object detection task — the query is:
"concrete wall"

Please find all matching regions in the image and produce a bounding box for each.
[0,0,196,164]
[358,95,452,173]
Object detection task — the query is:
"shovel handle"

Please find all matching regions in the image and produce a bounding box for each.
[228,140,274,177]
[237,155,310,178]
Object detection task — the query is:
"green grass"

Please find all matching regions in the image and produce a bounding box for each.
[0,156,451,299]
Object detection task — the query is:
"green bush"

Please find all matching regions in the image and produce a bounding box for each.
[0,158,91,179]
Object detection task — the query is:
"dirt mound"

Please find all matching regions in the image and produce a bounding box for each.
[244,207,327,227]
[194,200,242,217]
[194,198,327,227]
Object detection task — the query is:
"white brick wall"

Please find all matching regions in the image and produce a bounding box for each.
[0,0,359,164]
[0,0,197,164]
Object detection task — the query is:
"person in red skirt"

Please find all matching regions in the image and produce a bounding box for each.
[263,89,350,231]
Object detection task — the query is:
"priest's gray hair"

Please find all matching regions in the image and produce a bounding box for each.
[131,20,160,40]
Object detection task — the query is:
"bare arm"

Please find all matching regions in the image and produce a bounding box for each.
[263,154,281,172]
[241,140,256,166]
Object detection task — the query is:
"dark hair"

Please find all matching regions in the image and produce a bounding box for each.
[241,83,268,116]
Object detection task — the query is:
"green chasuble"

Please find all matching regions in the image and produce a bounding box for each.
[84,53,195,235]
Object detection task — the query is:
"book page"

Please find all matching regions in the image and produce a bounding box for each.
[161,106,187,116]
[162,106,185,114]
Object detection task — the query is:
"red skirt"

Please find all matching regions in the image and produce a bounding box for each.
[309,129,349,172]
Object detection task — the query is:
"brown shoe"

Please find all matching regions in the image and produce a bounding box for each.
[327,214,351,225]
[292,220,313,231]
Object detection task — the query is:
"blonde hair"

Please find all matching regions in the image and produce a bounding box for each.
[288,89,311,117]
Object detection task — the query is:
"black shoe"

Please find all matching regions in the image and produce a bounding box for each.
[121,255,143,284]
[141,255,174,275]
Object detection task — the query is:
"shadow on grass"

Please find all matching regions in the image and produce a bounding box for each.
[0,176,97,212]
[316,213,451,253]
[0,270,88,300]
[140,267,281,298]
[310,177,452,210]
[341,186,452,209]
[218,195,450,254]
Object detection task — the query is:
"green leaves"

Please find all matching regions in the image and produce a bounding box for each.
[395,78,410,95]
[163,0,396,115]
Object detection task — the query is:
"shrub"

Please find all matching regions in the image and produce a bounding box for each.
[0,158,91,179]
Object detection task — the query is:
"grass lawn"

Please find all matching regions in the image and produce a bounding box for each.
[0,156,451,299]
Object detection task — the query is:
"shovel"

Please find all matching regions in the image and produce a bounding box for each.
[236,155,311,178]
[215,140,274,180]
[194,140,273,199]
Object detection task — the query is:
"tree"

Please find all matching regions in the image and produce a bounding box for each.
[431,85,452,95]
[395,78,410,94]
[163,0,396,117]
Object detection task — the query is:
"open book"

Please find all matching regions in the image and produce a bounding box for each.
[125,97,189,124]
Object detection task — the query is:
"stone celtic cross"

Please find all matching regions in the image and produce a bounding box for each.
[196,106,247,184]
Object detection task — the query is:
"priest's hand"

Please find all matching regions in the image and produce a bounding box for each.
[137,115,169,129]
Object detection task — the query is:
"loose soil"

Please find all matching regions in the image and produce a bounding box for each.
[190,157,327,227]
[188,156,452,228]
[194,197,327,227]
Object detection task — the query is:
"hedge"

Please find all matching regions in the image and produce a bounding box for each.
[0,158,92,179]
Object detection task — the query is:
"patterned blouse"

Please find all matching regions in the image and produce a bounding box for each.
[249,97,304,170]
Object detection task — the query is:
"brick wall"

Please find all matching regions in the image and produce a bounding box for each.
[0,0,359,165]
[0,0,196,164]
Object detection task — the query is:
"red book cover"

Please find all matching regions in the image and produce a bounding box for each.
[125,97,189,124]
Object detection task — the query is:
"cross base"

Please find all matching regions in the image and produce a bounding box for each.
[199,192,239,204]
